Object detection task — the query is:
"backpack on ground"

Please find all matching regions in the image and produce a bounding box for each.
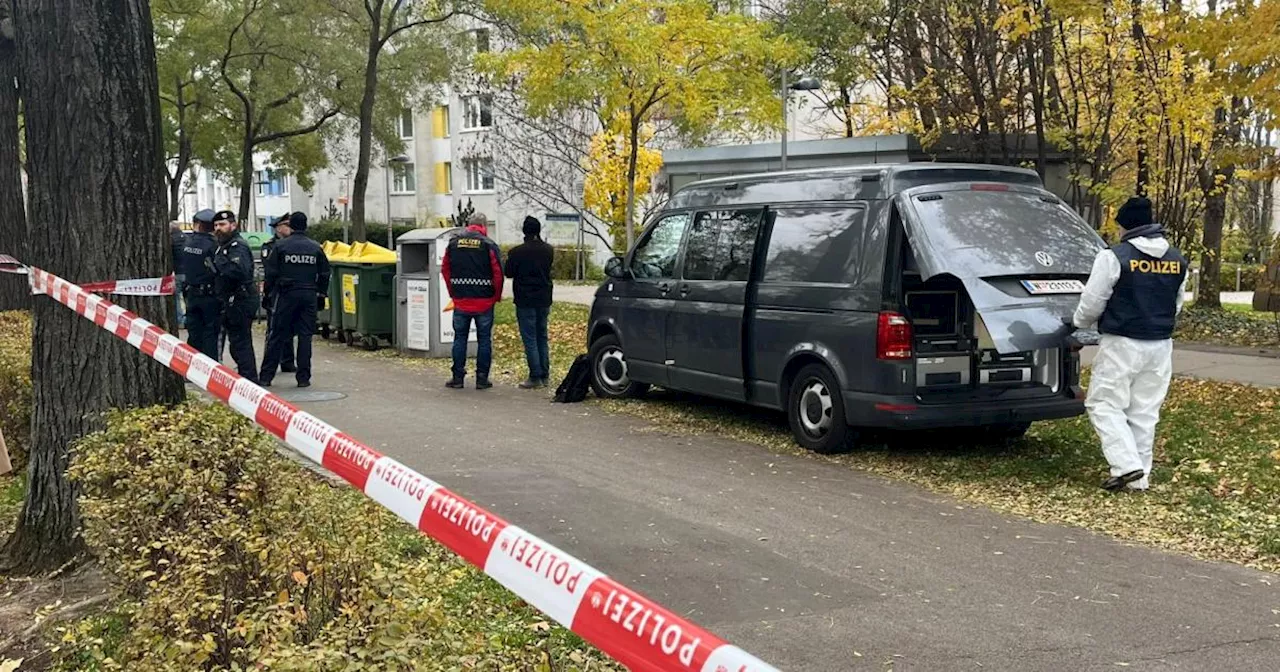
[553,354,593,403]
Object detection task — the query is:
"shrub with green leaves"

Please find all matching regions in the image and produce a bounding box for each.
[63,403,619,671]
[0,310,32,472]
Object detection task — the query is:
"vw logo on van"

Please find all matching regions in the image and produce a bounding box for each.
[1035,251,1054,267]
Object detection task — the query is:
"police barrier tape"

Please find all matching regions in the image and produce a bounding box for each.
[0,256,175,297]
[17,263,781,672]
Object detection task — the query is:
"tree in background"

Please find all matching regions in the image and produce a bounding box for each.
[336,0,453,243]
[155,0,217,222]
[482,0,801,250]
[0,0,25,312]
[3,0,185,574]
[582,115,663,252]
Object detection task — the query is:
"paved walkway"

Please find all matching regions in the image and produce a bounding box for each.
[248,333,1280,671]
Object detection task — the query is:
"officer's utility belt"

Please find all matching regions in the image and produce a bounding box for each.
[183,283,216,296]
[280,284,318,292]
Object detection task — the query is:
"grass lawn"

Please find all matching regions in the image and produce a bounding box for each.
[449,305,1280,572]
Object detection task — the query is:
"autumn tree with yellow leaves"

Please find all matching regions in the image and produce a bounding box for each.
[481,0,801,250]
[582,117,664,253]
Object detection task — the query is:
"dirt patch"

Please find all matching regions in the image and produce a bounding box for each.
[0,564,111,670]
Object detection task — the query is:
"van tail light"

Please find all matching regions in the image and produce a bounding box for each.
[877,311,913,360]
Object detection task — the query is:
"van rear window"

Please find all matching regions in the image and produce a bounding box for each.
[763,207,868,284]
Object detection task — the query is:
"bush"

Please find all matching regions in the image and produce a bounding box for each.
[1217,263,1265,293]
[0,310,32,472]
[306,219,421,247]
[499,244,604,282]
[1175,305,1280,347]
[62,403,618,671]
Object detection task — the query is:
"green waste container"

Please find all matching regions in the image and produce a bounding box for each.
[334,242,397,350]
[319,242,353,340]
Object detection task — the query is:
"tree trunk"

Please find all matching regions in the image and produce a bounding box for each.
[624,118,640,253]
[238,130,254,223]
[166,78,192,223]
[1131,0,1149,196]
[3,0,185,575]
[1197,168,1228,309]
[350,21,382,244]
[0,0,27,312]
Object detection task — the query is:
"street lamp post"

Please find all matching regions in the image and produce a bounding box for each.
[384,154,411,248]
[780,73,822,171]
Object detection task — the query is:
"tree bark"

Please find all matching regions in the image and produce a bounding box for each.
[165,77,193,223]
[3,0,185,575]
[350,6,383,245]
[0,0,27,311]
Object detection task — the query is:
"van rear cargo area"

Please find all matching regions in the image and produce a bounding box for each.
[902,272,1061,403]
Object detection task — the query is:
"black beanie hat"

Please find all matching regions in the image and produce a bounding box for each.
[1116,196,1153,229]
[522,215,542,236]
[289,211,308,232]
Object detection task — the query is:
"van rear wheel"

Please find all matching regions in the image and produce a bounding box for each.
[589,334,649,399]
[788,363,857,454]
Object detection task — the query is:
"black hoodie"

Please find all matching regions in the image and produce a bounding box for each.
[503,236,555,309]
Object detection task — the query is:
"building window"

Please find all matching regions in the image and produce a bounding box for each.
[398,108,414,139]
[435,162,453,194]
[462,95,493,130]
[255,169,289,197]
[463,158,494,193]
[392,162,416,194]
[473,28,490,54]
[432,105,450,138]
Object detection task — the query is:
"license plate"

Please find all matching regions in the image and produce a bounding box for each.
[1020,279,1085,295]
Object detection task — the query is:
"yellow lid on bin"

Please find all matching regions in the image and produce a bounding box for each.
[354,241,397,264]
[326,242,353,262]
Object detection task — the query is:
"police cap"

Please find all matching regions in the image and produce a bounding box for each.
[212,210,237,224]
[269,213,291,228]
[192,209,216,226]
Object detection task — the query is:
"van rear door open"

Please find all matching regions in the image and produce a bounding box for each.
[895,184,1106,354]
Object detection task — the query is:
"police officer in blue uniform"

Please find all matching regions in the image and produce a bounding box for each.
[181,209,221,358]
[1073,196,1189,492]
[259,212,329,388]
[260,214,296,376]
[212,210,261,382]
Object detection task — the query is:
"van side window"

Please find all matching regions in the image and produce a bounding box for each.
[684,210,762,282]
[763,207,868,284]
[631,213,690,279]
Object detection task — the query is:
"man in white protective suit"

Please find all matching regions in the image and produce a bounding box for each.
[1073,196,1188,492]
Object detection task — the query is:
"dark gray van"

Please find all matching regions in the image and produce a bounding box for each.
[587,163,1104,454]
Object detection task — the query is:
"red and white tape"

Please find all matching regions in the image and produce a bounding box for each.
[17,262,781,672]
[0,257,174,296]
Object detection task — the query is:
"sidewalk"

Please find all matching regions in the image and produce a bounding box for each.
[253,333,1280,671]
[540,285,1280,388]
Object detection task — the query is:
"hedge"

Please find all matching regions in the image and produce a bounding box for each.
[499,244,605,282]
[58,402,620,671]
[304,219,419,247]
[0,310,32,473]
[1217,263,1266,293]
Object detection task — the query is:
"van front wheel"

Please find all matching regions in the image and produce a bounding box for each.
[589,334,649,399]
[788,363,857,454]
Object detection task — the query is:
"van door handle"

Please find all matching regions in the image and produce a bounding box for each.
[658,282,671,294]
[679,284,691,297]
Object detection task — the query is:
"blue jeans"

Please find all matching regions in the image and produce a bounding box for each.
[516,306,551,380]
[451,309,494,380]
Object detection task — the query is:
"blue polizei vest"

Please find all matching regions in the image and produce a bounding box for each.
[1098,226,1187,340]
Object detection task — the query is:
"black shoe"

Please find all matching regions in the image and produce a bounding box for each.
[445,378,465,389]
[518,378,539,389]
[476,378,493,390]
[281,364,297,373]
[260,379,272,388]
[297,381,311,388]
[538,378,551,389]
[1101,469,1145,492]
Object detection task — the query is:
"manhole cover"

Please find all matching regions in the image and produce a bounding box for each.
[274,390,347,403]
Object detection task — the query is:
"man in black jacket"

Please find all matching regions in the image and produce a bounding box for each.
[504,216,555,389]
[259,212,330,388]
[212,210,261,382]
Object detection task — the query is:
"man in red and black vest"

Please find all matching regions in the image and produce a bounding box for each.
[441,213,504,389]
[1074,196,1188,492]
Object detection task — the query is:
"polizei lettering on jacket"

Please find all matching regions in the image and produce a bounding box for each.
[429,493,498,542]
[597,589,701,667]
[283,254,318,265]
[497,532,584,596]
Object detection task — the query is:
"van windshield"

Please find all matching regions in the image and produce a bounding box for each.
[905,190,1103,280]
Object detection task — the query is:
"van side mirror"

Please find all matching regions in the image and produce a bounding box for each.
[604,256,629,279]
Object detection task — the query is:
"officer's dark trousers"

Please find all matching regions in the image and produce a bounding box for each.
[262,298,295,372]
[222,297,259,383]
[184,294,222,359]
[261,289,316,385]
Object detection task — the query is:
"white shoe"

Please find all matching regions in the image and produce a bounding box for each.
[1126,476,1150,491]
